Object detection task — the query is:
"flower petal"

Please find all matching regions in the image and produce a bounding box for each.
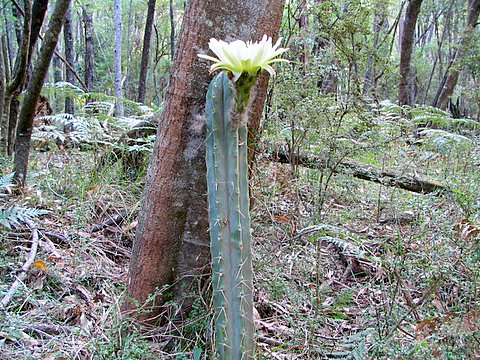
[197,35,288,80]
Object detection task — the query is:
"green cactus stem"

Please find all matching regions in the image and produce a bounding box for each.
[206,72,255,360]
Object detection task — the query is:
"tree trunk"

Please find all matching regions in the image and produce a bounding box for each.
[363,2,387,96]
[137,0,156,103]
[398,0,424,106]
[113,0,124,116]
[52,54,62,83]
[64,6,75,114]
[436,0,480,110]
[82,5,94,97]
[0,36,5,153]
[5,0,32,156]
[124,0,286,322]
[169,0,175,60]
[124,0,134,100]
[4,7,17,75]
[14,0,72,186]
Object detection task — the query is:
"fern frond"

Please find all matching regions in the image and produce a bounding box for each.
[84,101,115,116]
[418,129,472,154]
[0,173,15,193]
[0,206,49,229]
[452,118,480,129]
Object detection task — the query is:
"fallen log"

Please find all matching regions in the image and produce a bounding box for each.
[266,150,447,194]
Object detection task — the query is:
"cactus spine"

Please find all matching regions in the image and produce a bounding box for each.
[206,72,255,359]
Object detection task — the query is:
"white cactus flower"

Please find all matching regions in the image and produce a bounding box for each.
[198,35,289,82]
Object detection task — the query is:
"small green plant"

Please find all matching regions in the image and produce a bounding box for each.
[0,173,48,229]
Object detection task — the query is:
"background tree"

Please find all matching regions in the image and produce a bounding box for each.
[113,0,124,116]
[137,0,156,103]
[0,35,5,153]
[124,0,286,321]
[63,6,74,114]
[435,0,480,110]
[398,0,424,105]
[82,3,94,97]
[14,0,73,185]
[3,0,31,156]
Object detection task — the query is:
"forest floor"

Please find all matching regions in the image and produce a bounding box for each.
[1,104,480,359]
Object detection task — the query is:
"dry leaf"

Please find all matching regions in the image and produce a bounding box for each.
[32,260,48,271]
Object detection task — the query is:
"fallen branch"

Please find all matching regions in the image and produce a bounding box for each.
[266,150,447,194]
[1,220,39,308]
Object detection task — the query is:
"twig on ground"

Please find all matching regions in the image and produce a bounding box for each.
[1,219,39,308]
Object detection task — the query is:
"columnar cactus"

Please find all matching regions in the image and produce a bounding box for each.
[200,35,288,360]
[206,71,254,359]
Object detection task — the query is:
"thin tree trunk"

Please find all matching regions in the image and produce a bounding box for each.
[398,0,424,106]
[124,0,134,100]
[169,0,175,60]
[52,53,62,111]
[0,35,5,153]
[363,3,387,96]
[4,6,17,75]
[64,6,75,114]
[124,0,286,322]
[5,0,49,155]
[14,0,72,186]
[436,0,480,110]
[52,54,62,83]
[5,0,32,156]
[113,0,124,116]
[137,0,156,103]
[82,5,94,98]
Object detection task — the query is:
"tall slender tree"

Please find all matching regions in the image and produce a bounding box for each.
[0,36,5,153]
[398,0,424,105]
[64,6,75,114]
[137,0,156,103]
[169,0,175,60]
[124,0,287,322]
[4,0,32,156]
[113,0,124,116]
[435,0,480,110]
[14,0,73,185]
[82,4,94,97]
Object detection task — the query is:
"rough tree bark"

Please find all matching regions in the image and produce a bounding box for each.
[82,4,94,97]
[124,0,287,321]
[113,0,124,116]
[64,6,75,114]
[14,0,72,186]
[137,0,156,103]
[398,0,424,106]
[435,0,480,110]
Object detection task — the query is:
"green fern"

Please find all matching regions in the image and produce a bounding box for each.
[418,129,472,154]
[411,106,479,130]
[0,173,15,197]
[0,206,49,230]
[0,173,49,229]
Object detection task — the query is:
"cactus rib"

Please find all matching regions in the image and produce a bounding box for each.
[206,72,255,359]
